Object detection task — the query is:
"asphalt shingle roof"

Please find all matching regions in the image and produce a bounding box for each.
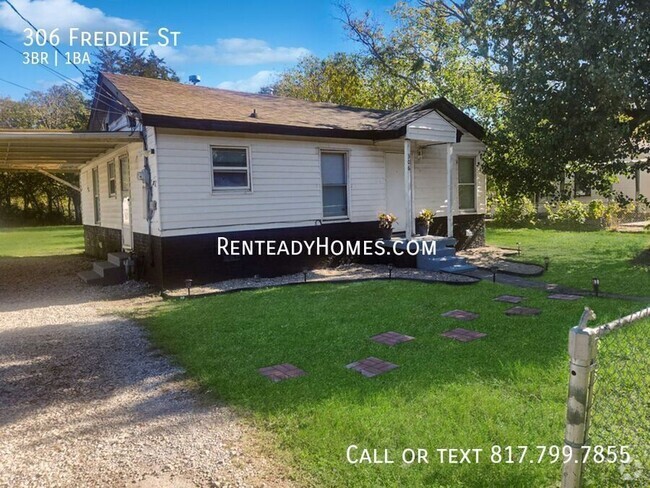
[98,73,484,140]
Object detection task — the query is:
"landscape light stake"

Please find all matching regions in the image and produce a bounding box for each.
[517,242,521,256]
[185,279,193,297]
[544,256,550,270]
[388,263,393,279]
[592,277,600,297]
[303,269,308,283]
[490,265,499,283]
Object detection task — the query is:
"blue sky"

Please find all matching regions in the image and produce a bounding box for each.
[0,0,397,99]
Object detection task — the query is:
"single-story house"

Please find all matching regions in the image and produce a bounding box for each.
[537,152,650,212]
[1,73,487,287]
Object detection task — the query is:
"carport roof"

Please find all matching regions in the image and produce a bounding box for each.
[0,130,142,172]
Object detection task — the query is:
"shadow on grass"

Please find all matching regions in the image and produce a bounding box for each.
[632,249,650,267]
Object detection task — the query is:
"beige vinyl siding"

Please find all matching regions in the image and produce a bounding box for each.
[80,155,122,230]
[155,131,386,236]
[412,134,486,215]
[80,141,151,234]
[406,111,457,143]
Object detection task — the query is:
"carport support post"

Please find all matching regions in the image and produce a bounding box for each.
[446,143,454,238]
[404,138,413,239]
[561,309,598,488]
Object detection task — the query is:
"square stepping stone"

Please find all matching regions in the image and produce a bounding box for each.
[494,294,524,304]
[258,363,306,382]
[441,309,479,321]
[441,328,487,342]
[505,306,542,316]
[346,357,398,377]
[548,293,582,301]
[370,331,415,346]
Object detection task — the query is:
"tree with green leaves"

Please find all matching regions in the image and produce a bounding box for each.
[272,1,648,201]
[264,53,421,110]
[0,85,89,223]
[81,46,179,95]
[479,0,649,199]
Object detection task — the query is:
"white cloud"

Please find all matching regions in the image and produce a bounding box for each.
[155,38,310,66]
[217,70,279,93]
[0,0,141,37]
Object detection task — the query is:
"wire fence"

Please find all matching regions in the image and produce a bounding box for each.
[584,316,650,486]
[562,307,650,488]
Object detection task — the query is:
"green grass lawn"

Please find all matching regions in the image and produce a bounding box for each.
[0,225,84,257]
[486,228,650,297]
[142,280,647,487]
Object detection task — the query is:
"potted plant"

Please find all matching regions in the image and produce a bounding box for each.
[378,212,397,239]
[415,209,435,236]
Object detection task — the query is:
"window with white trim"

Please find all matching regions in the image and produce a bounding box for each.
[211,147,250,190]
[458,156,476,210]
[320,151,348,218]
[574,175,592,197]
[107,160,117,197]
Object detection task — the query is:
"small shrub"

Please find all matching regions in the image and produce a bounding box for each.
[587,200,636,229]
[491,196,537,227]
[544,200,589,227]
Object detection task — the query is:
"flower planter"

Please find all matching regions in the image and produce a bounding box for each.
[379,227,393,239]
[416,222,429,236]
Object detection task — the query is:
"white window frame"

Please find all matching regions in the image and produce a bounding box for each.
[119,154,130,195]
[210,146,251,192]
[91,166,101,225]
[107,159,117,198]
[457,155,477,213]
[319,149,350,221]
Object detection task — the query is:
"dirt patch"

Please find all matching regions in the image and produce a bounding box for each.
[458,246,544,276]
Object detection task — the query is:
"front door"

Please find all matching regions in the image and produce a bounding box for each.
[119,155,133,250]
[385,153,406,232]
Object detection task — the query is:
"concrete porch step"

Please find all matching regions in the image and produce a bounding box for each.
[440,263,478,274]
[92,261,126,285]
[416,255,463,271]
[432,246,456,257]
[78,269,103,285]
[107,251,130,266]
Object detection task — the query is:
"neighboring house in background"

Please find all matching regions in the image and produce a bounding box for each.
[537,154,650,212]
[0,73,487,287]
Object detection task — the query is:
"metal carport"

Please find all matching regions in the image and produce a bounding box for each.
[0,130,142,189]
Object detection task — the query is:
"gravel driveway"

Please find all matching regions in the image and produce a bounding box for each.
[0,255,293,488]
